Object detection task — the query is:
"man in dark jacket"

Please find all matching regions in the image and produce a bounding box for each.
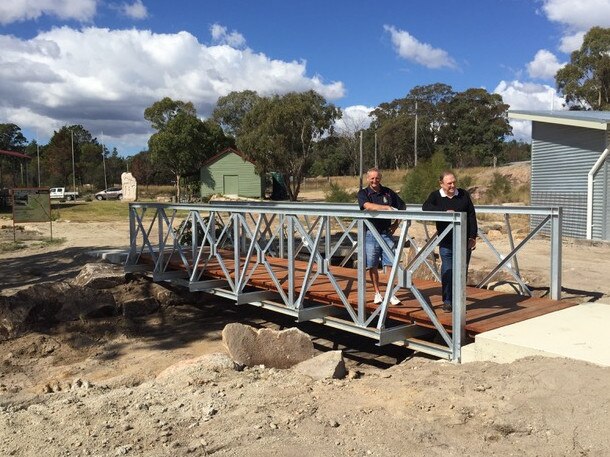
[358,167,406,305]
[422,170,477,312]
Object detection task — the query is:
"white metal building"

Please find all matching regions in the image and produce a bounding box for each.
[509,110,610,240]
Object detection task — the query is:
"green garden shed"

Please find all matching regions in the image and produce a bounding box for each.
[200,148,264,198]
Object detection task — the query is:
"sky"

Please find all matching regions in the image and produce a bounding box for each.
[1,0,610,157]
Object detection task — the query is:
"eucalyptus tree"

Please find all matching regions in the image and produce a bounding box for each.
[436,88,511,167]
[556,26,610,110]
[370,83,449,168]
[237,90,341,201]
[146,97,232,200]
[212,90,262,137]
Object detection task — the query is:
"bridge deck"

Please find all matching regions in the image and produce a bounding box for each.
[150,252,576,337]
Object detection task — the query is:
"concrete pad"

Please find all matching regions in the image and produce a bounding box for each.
[461,302,610,367]
[87,249,128,264]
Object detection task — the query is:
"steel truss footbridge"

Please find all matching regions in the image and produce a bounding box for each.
[125,201,563,362]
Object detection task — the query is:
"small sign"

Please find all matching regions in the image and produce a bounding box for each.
[11,188,51,223]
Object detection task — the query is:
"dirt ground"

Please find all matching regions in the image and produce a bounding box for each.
[0,211,609,456]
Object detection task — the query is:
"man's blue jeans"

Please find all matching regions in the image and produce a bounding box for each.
[439,246,472,305]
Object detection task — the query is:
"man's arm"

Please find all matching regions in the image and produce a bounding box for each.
[363,201,394,211]
[393,190,406,211]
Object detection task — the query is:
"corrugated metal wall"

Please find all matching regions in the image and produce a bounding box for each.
[531,122,608,239]
[200,152,264,198]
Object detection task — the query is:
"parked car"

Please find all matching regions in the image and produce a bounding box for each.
[95,187,123,200]
[50,187,79,200]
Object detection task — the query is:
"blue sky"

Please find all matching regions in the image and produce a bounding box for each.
[1,0,610,156]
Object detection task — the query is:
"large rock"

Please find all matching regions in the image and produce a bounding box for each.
[222,323,315,369]
[293,350,346,380]
[71,263,126,289]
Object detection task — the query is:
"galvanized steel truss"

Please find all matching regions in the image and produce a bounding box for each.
[125,201,562,362]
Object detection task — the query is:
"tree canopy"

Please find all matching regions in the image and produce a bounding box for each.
[237,90,341,201]
[369,84,510,170]
[556,27,610,110]
[212,90,262,137]
[146,98,233,199]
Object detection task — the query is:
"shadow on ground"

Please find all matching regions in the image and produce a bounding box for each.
[0,246,119,290]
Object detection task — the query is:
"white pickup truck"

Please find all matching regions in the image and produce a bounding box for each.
[49,187,79,200]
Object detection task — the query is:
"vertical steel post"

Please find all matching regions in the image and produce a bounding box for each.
[191,211,197,266]
[324,215,331,274]
[357,219,366,325]
[279,214,285,259]
[233,213,240,292]
[451,212,467,362]
[156,208,164,275]
[127,204,136,265]
[287,215,295,307]
[550,207,562,300]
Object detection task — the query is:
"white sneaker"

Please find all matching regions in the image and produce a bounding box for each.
[373,292,383,304]
[390,295,401,306]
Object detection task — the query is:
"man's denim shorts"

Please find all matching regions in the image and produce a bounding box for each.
[365,231,395,269]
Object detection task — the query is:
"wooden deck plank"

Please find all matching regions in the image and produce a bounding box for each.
[150,251,577,336]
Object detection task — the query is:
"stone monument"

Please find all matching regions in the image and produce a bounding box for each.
[121,172,137,201]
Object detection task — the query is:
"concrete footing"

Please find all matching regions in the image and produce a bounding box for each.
[461,302,610,367]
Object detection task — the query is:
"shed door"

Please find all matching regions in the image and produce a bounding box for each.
[223,175,239,196]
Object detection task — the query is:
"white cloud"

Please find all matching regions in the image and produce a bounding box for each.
[526,49,565,79]
[210,23,246,48]
[542,0,610,30]
[0,0,97,25]
[335,105,374,134]
[540,0,610,53]
[559,31,586,53]
[384,25,457,69]
[119,0,148,20]
[494,80,566,141]
[0,26,345,153]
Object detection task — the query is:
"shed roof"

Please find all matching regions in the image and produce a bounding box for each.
[508,110,610,130]
[0,149,31,160]
[201,147,255,167]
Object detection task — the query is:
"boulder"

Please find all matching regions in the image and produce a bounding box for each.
[293,350,346,380]
[222,323,315,369]
[71,263,126,289]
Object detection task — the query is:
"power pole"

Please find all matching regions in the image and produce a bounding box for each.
[374,132,378,168]
[71,130,76,193]
[414,101,418,167]
[101,132,108,189]
[36,142,41,187]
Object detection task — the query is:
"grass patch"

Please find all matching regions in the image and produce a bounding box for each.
[51,201,130,222]
[0,241,26,253]
[0,237,66,253]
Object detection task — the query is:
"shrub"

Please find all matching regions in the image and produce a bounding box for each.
[459,174,474,190]
[485,172,513,203]
[400,152,450,203]
[325,182,356,203]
